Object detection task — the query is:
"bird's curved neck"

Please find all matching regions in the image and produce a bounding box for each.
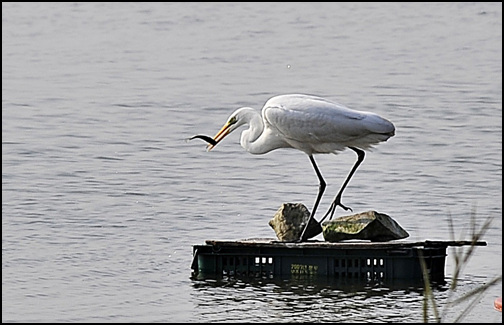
[238,108,266,154]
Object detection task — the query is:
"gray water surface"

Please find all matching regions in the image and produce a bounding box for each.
[2,2,502,323]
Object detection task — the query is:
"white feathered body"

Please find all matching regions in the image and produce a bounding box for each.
[239,94,395,155]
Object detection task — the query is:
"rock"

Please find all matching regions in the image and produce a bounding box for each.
[268,203,322,241]
[322,211,409,242]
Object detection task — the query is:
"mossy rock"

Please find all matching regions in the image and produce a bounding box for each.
[322,211,409,242]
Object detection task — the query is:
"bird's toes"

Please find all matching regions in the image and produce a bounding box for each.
[337,201,352,212]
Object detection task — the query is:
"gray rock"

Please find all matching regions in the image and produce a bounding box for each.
[268,203,322,241]
[322,211,409,242]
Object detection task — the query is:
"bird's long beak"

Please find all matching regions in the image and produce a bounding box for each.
[206,122,231,151]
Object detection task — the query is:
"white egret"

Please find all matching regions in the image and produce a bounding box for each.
[206,94,395,242]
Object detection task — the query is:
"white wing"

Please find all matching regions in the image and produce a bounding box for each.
[262,94,394,153]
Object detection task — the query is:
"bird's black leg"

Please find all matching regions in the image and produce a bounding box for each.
[299,155,326,242]
[319,147,365,223]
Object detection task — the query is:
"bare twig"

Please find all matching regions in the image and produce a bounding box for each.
[422,208,501,323]
[419,250,440,322]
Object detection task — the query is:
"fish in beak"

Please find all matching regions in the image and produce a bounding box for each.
[206,122,232,151]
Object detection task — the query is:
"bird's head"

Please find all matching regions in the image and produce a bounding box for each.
[206,109,247,151]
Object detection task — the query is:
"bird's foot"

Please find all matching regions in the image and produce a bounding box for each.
[324,196,353,221]
[338,201,353,212]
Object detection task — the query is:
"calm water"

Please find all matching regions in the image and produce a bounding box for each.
[2,2,502,323]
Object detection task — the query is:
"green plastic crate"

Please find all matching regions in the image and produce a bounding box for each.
[191,239,485,283]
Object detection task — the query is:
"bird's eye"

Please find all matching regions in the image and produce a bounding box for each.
[228,116,237,125]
